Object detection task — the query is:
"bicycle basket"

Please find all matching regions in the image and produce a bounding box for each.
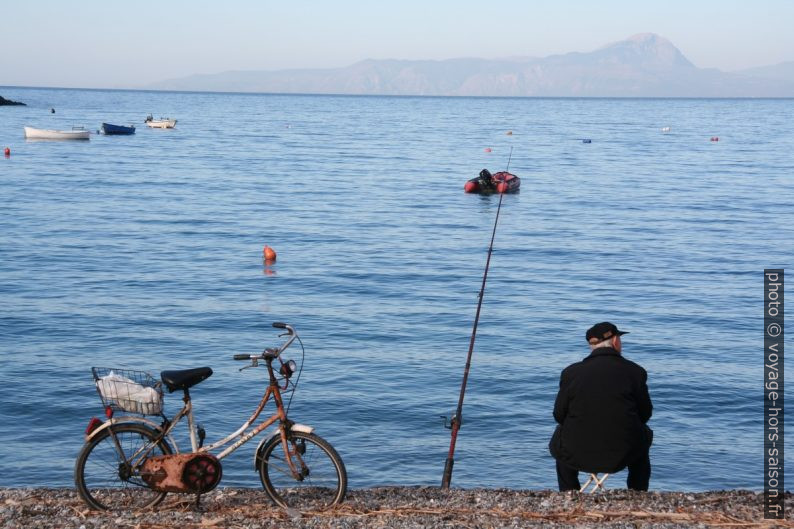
[92,367,163,415]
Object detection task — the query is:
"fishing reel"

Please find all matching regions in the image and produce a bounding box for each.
[440,412,463,430]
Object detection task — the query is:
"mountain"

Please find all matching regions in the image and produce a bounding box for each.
[735,61,794,84]
[148,34,794,97]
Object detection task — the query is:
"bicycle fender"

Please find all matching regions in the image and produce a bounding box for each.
[252,423,315,470]
[253,435,275,470]
[85,416,178,452]
[291,423,315,434]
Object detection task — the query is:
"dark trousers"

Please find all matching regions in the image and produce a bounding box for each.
[556,451,651,491]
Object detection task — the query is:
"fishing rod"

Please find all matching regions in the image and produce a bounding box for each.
[441,146,513,489]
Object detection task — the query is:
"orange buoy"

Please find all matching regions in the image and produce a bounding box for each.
[263,245,277,262]
[484,147,492,153]
[3,147,9,157]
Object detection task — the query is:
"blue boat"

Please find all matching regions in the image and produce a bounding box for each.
[100,122,136,135]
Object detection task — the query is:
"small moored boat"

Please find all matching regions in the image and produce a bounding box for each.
[24,126,90,140]
[101,122,136,135]
[464,169,520,194]
[144,115,177,128]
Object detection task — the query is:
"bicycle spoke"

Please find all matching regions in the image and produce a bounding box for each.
[75,424,171,510]
[259,431,346,511]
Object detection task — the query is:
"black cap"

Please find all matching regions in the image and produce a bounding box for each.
[586,322,628,345]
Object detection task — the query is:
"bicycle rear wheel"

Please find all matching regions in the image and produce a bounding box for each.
[258,431,347,511]
[75,423,172,510]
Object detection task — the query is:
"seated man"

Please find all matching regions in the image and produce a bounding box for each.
[477,168,496,191]
[549,322,653,491]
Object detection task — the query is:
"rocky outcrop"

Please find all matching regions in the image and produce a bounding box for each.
[0,95,26,106]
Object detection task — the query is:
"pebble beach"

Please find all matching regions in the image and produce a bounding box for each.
[1,487,789,528]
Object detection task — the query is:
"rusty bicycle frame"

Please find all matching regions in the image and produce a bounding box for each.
[77,321,348,512]
[100,323,309,481]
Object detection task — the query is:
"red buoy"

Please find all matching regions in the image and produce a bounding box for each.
[263,245,277,262]
[3,147,9,157]
[710,136,719,142]
[484,147,492,153]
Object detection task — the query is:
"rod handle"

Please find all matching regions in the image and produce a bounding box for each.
[441,457,454,489]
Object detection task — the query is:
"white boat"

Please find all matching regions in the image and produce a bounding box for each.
[24,126,90,140]
[144,115,177,129]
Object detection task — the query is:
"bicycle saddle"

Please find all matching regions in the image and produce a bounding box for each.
[160,367,213,393]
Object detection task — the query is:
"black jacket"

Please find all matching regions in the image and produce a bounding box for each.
[549,347,652,473]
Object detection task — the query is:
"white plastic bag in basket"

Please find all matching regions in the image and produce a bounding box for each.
[97,371,161,414]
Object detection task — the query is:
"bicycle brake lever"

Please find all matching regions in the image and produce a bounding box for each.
[239,358,259,371]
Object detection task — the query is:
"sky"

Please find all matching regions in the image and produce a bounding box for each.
[2,0,793,89]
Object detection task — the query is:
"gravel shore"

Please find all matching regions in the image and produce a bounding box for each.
[0,487,789,528]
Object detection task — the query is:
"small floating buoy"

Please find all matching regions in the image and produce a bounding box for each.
[661,126,671,133]
[484,147,492,153]
[263,245,277,262]
[3,147,9,157]
[505,131,513,135]
[50,108,55,114]
[710,136,719,142]
[582,139,592,144]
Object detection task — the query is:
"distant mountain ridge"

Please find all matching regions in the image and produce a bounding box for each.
[149,34,794,97]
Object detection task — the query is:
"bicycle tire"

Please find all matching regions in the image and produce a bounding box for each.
[75,423,172,511]
[258,431,347,511]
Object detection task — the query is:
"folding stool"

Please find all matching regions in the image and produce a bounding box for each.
[580,473,609,493]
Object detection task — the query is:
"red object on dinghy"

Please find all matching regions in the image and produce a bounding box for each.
[464,169,520,194]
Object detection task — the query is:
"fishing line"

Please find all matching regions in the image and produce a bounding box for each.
[441,146,512,489]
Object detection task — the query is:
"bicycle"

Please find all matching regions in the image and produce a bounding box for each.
[74,322,347,511]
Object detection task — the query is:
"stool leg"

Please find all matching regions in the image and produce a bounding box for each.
[594,473,609,490]
[580,473,609,493]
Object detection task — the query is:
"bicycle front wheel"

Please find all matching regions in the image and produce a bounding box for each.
[259,431,347,511]
[75,423,172,511]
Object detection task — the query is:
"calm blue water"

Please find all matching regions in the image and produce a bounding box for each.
[0,87,791,492]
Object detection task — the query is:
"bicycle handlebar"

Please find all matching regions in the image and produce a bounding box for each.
[233,322,297,361]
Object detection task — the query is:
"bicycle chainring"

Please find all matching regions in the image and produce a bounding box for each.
[182,454,222,493]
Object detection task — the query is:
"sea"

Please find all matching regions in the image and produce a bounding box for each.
[0,87,791,492]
